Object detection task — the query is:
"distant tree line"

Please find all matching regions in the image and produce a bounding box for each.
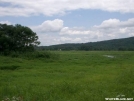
[39,37,134,51]
[0,24,40,54]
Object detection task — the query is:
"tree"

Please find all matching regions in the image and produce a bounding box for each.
[0,24,40,53]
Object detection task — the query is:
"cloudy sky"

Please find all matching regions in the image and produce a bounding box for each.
[0,0,134,46]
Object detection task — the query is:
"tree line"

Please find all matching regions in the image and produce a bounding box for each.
[40,37,134,51]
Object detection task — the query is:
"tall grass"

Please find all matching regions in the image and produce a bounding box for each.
[7,51,59,60]
[0,51,134,101]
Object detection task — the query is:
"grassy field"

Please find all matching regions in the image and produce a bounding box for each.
[0,51,134,101]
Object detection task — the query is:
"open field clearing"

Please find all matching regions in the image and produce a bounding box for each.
[0,51,134,101]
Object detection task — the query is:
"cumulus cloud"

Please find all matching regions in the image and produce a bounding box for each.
[60,37,82,43]
[60,27,94,35]
[94,19,120,28]
[94,18,134,28]
[31,18,134,45]
[92,18,134,39]
[0,0,134,16]
[38,34,62,46]
[31,19,63,33]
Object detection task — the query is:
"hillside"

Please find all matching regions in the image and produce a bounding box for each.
[39,37,134,51]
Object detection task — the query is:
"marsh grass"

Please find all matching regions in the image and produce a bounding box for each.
[0,51,134,101]
[0,65,20,70]
[1,51,59,60]
[20,51,59,60]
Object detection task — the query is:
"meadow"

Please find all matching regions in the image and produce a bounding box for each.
[0,51,134,101]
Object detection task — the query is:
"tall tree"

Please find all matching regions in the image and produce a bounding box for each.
[0,24,40,53]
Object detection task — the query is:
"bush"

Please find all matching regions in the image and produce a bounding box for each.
[0,51,59,60]
[24,51,59,60]
[10,52,19,58]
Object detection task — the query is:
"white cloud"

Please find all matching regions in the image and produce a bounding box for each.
[0,0,134,16]
[119,27,128,34]
[60,27,94,35]
[73,38,82,42]
[60,37,72,41]
[92,18,134,39]
[31,18,134,45]
[0,20,12,25]
[94,19,120,28]
[60,37,82,43]
[38,34,62,46]
[31,19,63,33]
[94,18,134,28]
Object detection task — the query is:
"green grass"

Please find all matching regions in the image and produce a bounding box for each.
[0,51,134,101]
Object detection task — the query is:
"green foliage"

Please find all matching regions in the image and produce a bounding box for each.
[21,51,59,60]
[7,51,59,60]
[0,24,40,53]
[0,51,134,100]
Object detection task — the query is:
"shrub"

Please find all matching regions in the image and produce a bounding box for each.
[24,51,59,60]
[0,51,59,61]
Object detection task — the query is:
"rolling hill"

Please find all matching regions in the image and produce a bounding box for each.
[39,37,134,51]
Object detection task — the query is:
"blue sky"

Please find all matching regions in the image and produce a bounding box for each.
[0,0,134,46]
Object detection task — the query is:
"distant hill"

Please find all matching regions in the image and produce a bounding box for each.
[38,37,134,51]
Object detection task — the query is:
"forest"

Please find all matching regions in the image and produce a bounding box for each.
[40,37,134,51]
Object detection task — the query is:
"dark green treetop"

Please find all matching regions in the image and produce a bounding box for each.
[0,24,40,53]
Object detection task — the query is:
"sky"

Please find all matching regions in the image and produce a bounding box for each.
[0,0,134,46]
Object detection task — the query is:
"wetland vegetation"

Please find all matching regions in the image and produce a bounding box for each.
[0,51,134,101]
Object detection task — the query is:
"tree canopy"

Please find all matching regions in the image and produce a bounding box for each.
[0,24,40,53]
